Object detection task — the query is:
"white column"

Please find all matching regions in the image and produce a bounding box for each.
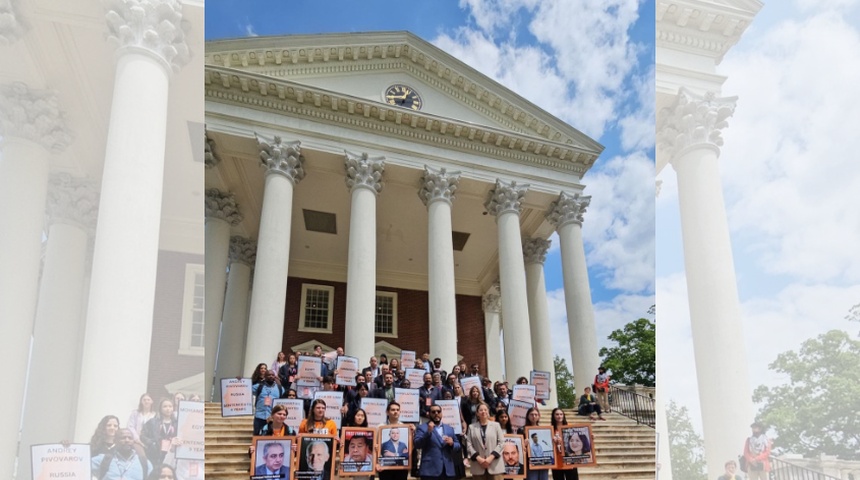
[482,290,502,383]
[244,136,305,372]
[419,166,461,369]
[19,174,97,479]
[0,82,71,475]
[217,236,256,392]
[547,192,600,396]
[343,151,385,365]
[75,0,190,439]
[485,180,534,383]
[523,238,558,408]
[205,188,243,400]
[658,88,753,477]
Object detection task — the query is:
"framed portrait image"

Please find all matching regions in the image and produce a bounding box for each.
[502,435,527,479]
[340,427,376,475]
[560,425,596,467]
[296,434,336,480]
[250,436,293,480]
[375,425,412,470]
[524,426,555,470]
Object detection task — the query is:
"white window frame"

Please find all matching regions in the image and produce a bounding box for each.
[298,284,335,334]
[178,263,205,356]
[374,291,398,338]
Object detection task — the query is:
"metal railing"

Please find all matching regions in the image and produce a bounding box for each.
[608,385,655,428]
[768,456,843,480]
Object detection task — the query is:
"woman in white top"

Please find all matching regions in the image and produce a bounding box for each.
[127,393,155,441]
[271,351,287,375]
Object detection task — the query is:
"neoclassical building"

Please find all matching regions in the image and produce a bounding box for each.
[204,32,605,407]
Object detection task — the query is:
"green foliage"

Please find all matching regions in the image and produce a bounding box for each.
[753,329,860,460]
[667,400,707,480]
[598,317,655,386]
[553,355,576,409]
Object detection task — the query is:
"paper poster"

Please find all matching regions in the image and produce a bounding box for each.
[404,368,424,389]
[361,398,389,428]
[525,426,555,469]
[460,376,481,396]
[394,388,419,422]
[296,379,321,400]
[508,399,533,431]
[297,356,322,381]
[513,385,536,403]
[530,371,551,400]
[435,399,462,434]
[221,378,254,417]
[399,350,416,369]
[336,356,360,387]
[314,391,344,431]
[175,400,205,460]
[272,398,305,431]
[31,444,90,480]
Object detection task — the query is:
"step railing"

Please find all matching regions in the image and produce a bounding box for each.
[608,385,655,428]
[768,456,842,480]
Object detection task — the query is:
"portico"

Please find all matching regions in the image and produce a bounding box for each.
[204,32,606,403]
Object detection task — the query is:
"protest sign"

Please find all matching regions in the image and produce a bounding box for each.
[175,400,205,460]
[221,378,253,417]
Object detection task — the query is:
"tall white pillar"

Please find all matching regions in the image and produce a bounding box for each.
[482,290,502,383]
[205,188,243,400]
[0,82,71,475]
[244,136,305,372]
[75,0,190,439]
[523,238,557,408]
[484,180,534,383]
[343,151,385,365]
[419,166,461,369]
[217,236,256,392]
[658,88,753,477]
[19,174,97,480]
[547,192,600,396]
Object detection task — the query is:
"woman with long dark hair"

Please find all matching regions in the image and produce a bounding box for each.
[495,409,514,434]
[518,407,548,480]
[89,415,121,457]
[141,398,178,466]
[550,408,579,480]
[127,393,155,442]
[346,408,369,428]
[299,399,337,435]
[251,363,269,385]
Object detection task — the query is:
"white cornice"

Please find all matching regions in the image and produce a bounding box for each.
[204,31,604,156]
[656,0,763,63]
[205,66,597,176]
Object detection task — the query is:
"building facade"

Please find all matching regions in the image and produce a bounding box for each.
[204,32,606,407]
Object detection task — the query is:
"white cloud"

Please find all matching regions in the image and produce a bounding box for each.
[718,12,860,284]
[582,152,655,293]
[243,21,258,37]
[618,64,656,151]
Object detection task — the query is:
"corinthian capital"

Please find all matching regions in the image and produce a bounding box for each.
[46,173,98,233]
[484,179,528,217]
[0,0,26,46]
[546,191,591,229]
[104,0,191,73]
[257,135,305,184]
[523,237,551,265]
[229,235,257,267]
[204,130,220,169]
[205,188,243,226]
[344,150,385,194]
[418,166,460,207]
[482,292,501,313]
[0,82,72,153]
[657,88,737,164]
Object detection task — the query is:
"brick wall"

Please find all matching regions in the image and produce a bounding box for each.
[281,276,487,375]
[148,250,205,399]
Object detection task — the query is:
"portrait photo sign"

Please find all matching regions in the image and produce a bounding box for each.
[339,427,376,475]
[524,426,555,470]
[502,435,527,479]
[376,425,412,470]
[296,434,336,480]
[250,436,293,480]
[560,425,597,468]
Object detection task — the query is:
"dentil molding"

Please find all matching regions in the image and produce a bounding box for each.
[418,165,460,207]
[656,87,736,163]
[256,134,305,183]
[104,0,191,73]
[205,188,243,226]
[228,235,256,267]
[523,237,551,265]
[484,179,528,217]
[0,82,72,153]
[547,191,591,229]
[344,150,385,194]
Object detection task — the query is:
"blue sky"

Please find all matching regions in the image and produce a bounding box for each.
[206,0,657,369]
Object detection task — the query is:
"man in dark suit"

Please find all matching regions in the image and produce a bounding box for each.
[372,371,397,404]
[414,405,461,480]
[254,441,289,478]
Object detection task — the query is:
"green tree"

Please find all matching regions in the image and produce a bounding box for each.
[667,400,707,480]
[598,317,655,386]
[753,329,860,459]
[554,355,575,409]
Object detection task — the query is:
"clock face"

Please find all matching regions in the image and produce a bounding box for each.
[384,84,423,110]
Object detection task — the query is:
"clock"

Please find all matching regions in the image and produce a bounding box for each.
[384,84,423,110]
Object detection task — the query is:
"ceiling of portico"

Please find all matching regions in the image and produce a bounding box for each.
[1,0,204,254]
[206,131,562,296]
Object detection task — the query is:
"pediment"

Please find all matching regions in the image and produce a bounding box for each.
[205,31,602,156]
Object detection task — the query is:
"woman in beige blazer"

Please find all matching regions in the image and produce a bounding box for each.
[465,402,506,480]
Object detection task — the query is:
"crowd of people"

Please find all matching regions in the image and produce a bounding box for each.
[87,391,203,480]
[245,346,606,480]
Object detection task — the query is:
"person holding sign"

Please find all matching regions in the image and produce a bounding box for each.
[299,399,338,436]
[254,370,288,434]
[254,441,290,478]
[465,403,505,480]
[550,409,580,480]
[92,428,152,480]
[140,398,178,467]
[519,408,549,480]
[414,405,461,480]
[461,386,484,426]
[258,404,298,436]
[372,372,397,403]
